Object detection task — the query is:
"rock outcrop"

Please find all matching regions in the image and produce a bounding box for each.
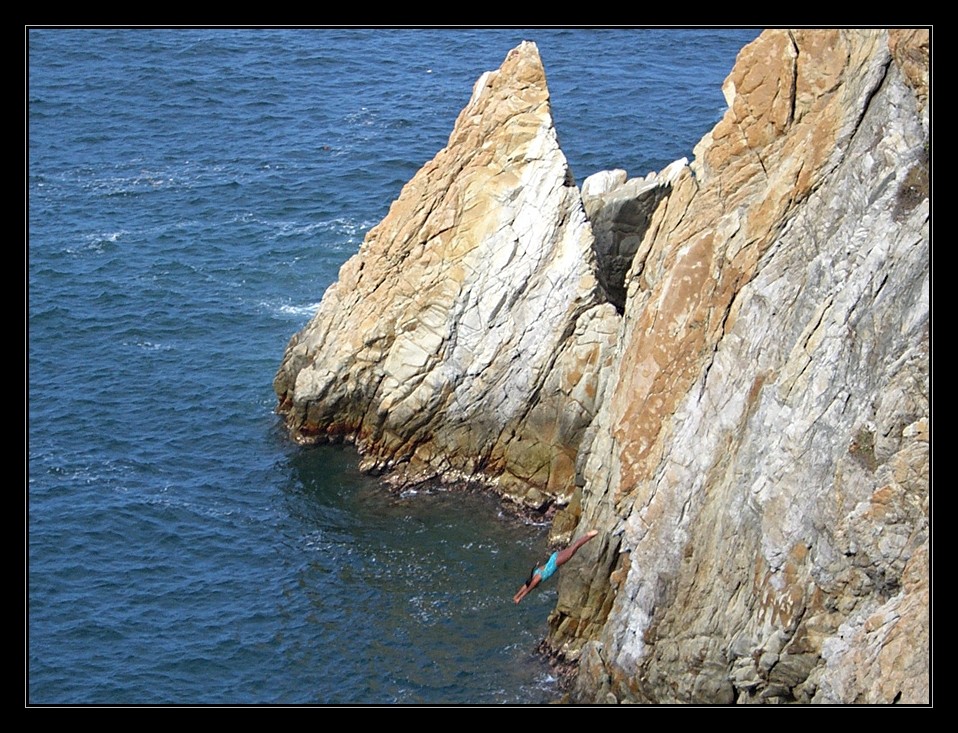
[581,160,687,313]
[274,42,616,509]
[275,30,929,704]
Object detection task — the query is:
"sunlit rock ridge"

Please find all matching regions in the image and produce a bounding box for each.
[275,41,627,510]
[275,30,930,703]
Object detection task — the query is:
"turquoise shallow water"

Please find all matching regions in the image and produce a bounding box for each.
[28,27,759,704]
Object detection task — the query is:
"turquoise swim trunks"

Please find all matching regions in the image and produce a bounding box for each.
[536,551,559,582]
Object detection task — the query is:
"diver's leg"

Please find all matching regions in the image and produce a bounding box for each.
[555,529,598,567]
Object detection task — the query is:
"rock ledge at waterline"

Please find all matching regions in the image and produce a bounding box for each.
[275,31,929,704]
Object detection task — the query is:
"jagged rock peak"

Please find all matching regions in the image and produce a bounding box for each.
[274,41,611,505]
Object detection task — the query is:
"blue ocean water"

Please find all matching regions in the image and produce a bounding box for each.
[28,28,760,705]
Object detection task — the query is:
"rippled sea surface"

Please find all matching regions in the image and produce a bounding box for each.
[28,28,759,704]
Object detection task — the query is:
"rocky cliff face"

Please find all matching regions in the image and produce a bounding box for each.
[275,30,929,704]
[557,29,929,704]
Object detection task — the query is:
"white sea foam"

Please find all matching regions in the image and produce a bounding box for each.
[125,340,175,351]
[64,230,129,254]
[269,216,374,243]
[273,301,322,318]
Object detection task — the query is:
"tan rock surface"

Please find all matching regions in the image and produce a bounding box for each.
[555,29,929,704]
[274,42,612,505]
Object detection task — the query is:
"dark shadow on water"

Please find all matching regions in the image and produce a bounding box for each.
[273,442,559,704]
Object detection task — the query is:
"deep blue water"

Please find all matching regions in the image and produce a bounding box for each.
[28,28,760,705]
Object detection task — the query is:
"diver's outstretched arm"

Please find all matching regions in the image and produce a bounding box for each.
[513,573,541,604]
